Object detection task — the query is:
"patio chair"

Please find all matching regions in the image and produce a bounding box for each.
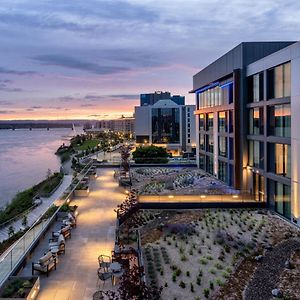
[63,212,77,228]
[97,269,112,287]
[98,255,111,271]
[52,225,71,240]
[32,251,57,277]
[49,234,66,254]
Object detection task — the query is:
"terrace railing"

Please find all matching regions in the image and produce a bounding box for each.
[0,160,94,287]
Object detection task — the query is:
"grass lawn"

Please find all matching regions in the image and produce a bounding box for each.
[73,139,99,151]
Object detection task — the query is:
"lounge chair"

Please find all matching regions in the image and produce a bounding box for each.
[49,234,65,254]
[52,225,71,239]
[32,251,57,277]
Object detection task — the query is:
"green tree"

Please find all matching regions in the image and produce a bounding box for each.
[132,145,169,164]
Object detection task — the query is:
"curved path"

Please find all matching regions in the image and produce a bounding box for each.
[245,238,300,300]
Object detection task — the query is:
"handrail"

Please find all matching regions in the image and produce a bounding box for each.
[0,160,94,287]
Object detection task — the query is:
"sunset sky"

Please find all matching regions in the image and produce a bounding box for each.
[1,0,300,120]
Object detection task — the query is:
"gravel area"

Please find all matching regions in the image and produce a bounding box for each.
[244,238,300,300]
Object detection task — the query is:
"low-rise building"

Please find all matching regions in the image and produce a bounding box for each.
[95,117,134,136]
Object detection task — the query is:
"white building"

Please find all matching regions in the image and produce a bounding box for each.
[134,99,196,155]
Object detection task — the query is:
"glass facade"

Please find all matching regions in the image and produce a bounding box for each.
[218,161,227,182]
[248,72,264,102]
[199,153,205,170]
[249,107,264,135]
[206,156,214,175]
[275,182,291,219]
[197,78,233,108]
[218,111,227,132]
[152,107,180,144]
[199,114,205,131]
[249,140,264,169]
[199,133,205,150]
[218,136,227,157]
[275,143,291,178]
[207,134,214,153]
[207,113,214,131]
[268,62,291,99]
[269,104,291,137]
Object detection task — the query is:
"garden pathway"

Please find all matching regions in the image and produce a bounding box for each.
[0,175,73,242]
[244,238,300,300]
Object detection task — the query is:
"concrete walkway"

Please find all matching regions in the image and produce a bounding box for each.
[0,175,73,242]
[21,169,124,300]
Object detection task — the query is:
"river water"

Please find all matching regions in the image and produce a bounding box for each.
[0,128,78,208]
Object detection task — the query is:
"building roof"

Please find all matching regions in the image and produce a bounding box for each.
[152,99,179,107]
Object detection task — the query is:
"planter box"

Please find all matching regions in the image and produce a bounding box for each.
[74,188,89,197]
[0,276,40,300]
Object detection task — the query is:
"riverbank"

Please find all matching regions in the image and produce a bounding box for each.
[0,173,64,226]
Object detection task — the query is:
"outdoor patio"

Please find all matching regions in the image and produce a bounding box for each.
[20,168,124,300]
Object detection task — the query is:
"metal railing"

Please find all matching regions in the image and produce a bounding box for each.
[0,160,94,287]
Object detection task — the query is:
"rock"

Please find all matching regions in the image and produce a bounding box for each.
[255,255,264,261]
[271,288,283,298]
[284,259,294,269]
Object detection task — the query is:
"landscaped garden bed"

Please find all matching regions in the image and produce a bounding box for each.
[119,208,300,300]
[131,167,239,195]
[0,276,39,300]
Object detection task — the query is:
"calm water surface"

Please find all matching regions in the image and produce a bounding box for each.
[0,128,78,208]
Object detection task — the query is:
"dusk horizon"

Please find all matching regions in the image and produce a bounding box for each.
[1,0,300,120]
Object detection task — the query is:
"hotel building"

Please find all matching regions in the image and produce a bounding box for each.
[135,96,196,154]
[191,41,300,225]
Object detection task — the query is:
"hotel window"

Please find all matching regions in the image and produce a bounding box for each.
[268,62,291,99]
[275,182,291,219]
[206,156,214,175]
[218,111,227,133]
[199,134,205,150]
[207,134,214,153]
[249,107,264,135]
[248,72,264,102]
[218,136,227,157]
[269,104,291,137]
[199,153,205,170]
[228,110,234,133]
[199,114,205,131]
[249,140,264,169]
[229,137,234,160]
[218,161,227,182]
[207,113,214,131]
[270,143,291,178]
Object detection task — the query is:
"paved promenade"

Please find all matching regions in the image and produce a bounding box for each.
[21,169,124,300]
[0,175,73,242]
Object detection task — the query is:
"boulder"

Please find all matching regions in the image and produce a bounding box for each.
[271,288,283,298]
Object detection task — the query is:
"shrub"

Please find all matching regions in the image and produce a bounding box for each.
[222,271,230,279]
[196,277,201,286]
[214,262,223,270]
[186,271,190,277]
[172,274,176,282]
[190,283,194,293]
[209,268,216,275]
[216,278,224,286]
[204,288,210,298]
[179,281,186,289]
[199,258,208,265]
[209,281,214,290]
